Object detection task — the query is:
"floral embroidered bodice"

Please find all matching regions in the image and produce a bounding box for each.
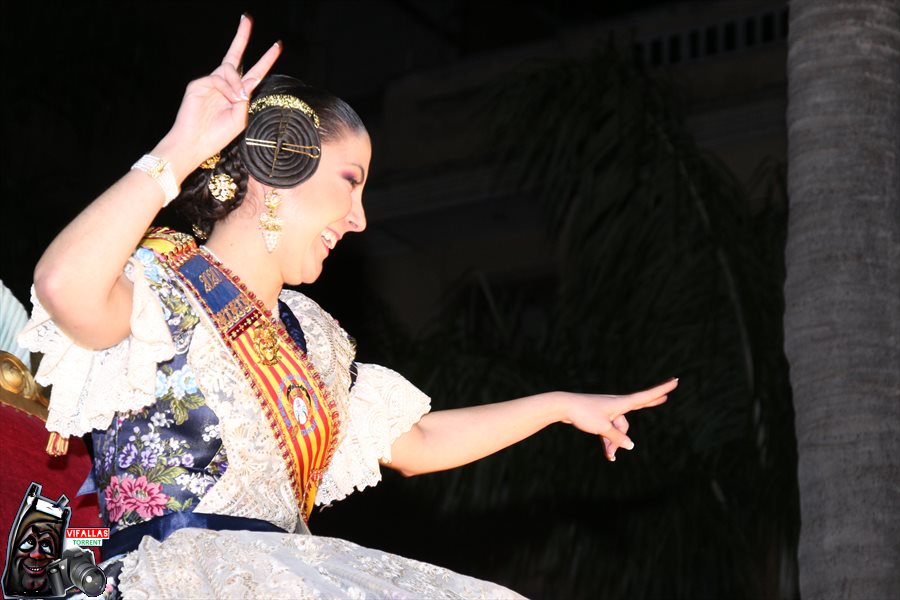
[92,243,325,533]
[92,245,225,531]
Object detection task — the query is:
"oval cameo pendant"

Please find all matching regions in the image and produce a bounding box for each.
[286,383,311,423]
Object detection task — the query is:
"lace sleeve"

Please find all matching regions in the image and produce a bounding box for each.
[315,362,431,506]
[17,253,175,437]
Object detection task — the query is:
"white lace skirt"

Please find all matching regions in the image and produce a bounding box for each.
[114,528,526,599]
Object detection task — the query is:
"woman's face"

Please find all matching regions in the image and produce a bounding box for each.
[276,130,371,285]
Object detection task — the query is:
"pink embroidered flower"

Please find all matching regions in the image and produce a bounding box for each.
[104,476,127,523]
[121,475,168,520]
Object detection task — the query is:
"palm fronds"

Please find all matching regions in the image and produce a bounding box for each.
[321,45,797,600]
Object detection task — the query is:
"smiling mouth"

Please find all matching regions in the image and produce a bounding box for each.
[321,229,338,251]
[24,564,46,574]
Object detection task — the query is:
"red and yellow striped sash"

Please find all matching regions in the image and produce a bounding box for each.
[143,229,340,521]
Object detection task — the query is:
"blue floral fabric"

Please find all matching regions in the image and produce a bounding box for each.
[91,247,226,534]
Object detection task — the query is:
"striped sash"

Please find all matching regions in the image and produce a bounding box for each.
[142,229,340,521]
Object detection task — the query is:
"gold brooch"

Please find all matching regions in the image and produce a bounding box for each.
[255,323,280,365]
[208,173,237,203]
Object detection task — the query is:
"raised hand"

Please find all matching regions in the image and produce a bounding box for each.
[31,15,284,350]
[562,378,677,461]
[163,14,282,176]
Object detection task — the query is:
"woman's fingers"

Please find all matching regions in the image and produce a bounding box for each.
[604,437,616,461]
[641,394,668,408]
[243,40,282,89]
[604,415,633,461]
[220,63,248,101]
[623,378,677,410]
[213,14,281,102]
[221,14,253,70]
[582,382,674,462]
[207,75,240,105]
[635,378,678,401]
[601,423,634,453]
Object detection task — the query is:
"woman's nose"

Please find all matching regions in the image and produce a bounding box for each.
[347,197,367,232]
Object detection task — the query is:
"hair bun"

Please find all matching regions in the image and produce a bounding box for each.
[240,95,321,188]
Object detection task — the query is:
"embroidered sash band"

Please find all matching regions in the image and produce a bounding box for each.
[142,229,340,521]
[104,512,286,560]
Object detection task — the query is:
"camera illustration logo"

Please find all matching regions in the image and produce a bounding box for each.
[2,483,106,598]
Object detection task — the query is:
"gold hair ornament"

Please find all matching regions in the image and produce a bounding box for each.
[208,173,237,203]
[200,153,221,169]
[191,224,209,240]
[248,94,321,128]
[259,190,283,252]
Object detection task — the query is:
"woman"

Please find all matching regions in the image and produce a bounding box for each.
[20,16,676,598]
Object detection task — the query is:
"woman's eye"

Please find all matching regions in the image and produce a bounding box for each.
[345,176,360,187]
[18,538,35,552]
[39,541,54,554]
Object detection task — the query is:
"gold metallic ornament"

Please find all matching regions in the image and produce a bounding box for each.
[254,322,281,365]
[191,224,209,240]
[208,173,237,203]
[258,190,283,252]
[248,94,321,128]
[200,152,221,169]
[244,138,321,159]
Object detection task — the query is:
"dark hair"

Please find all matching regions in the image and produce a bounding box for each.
[175,75,366,238]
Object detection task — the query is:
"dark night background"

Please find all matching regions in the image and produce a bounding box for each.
[1,1,797,598]
[2,0,697,315]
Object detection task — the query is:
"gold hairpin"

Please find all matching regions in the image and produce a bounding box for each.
[245,138,321,159]
[248,94,320,128]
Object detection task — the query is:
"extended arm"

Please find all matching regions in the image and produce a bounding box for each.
[386,378,676,476]
[32,16,279,349]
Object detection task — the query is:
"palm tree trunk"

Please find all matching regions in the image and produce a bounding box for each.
[785,1,900,598]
